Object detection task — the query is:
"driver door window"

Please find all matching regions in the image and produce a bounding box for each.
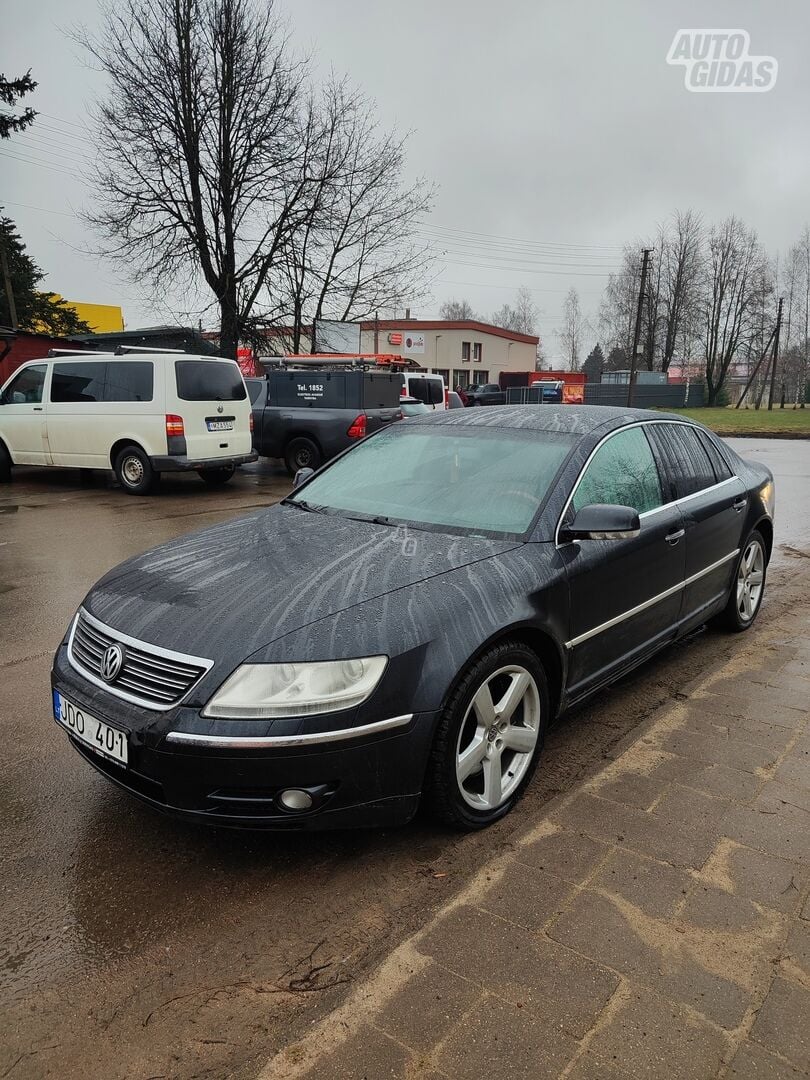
[2,364,46,405]
[573,427,663,515]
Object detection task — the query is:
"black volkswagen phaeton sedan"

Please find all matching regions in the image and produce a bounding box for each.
[51,406,774,831]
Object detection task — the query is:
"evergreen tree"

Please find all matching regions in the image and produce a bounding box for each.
[0,215,91,335]
[582,343,604,381]
[0,71,37,139]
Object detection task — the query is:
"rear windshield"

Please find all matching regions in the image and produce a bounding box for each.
[408,377,444,405]
[175,360,246,401]
[246,379,264,405]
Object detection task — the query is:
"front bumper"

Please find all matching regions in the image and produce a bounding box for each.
[149,452,258,472]
[51,646,435,830]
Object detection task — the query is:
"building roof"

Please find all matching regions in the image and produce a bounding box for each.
[360,319,539,346]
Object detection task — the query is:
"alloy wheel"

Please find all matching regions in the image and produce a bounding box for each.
[737,538,764,623]
[455,665,541,810]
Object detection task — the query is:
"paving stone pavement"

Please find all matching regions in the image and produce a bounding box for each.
[261,597,810,1080]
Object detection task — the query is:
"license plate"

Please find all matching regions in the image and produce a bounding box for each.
[53,690,128,766]
[206,420,234,432]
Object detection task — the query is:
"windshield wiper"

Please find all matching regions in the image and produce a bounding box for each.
[289,499,327,514]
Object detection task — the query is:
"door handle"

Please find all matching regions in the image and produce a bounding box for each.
[732,498,746,512]
[665,528,685,546]
[33,407,43,412]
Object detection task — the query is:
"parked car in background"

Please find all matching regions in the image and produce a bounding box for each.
[247,368,402,474]
[399,396,431,418]
[49,405,774,832]
[400,371,446,410]
[0,352,255,493]
[466,382,506,406]
[447,391,465,409]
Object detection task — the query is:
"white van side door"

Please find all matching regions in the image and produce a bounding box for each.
[0,363,51,465]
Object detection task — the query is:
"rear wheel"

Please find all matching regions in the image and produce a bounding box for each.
[198,465,236,487]
[0,442,11,483]
[425,641,548,830]
[284,437,321,476]
[114,445,157,495]
[716,529,767,632]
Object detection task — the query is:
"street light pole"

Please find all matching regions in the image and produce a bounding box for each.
[627,247,652,408]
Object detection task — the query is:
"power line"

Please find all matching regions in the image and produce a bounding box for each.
[0,148,84,180]
[423,221,624,252]
[0,199,77,218]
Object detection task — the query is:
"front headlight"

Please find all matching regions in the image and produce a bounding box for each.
[201,657,388,719]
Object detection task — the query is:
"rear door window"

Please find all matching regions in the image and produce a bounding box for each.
[51,362,107,403]
[408,378,443,405]
[105,362,153,402]
[175,360,246,401]
[2,364,46,404]
[695,428,733,482]
[246,379,264,405]
[647,423,717,499]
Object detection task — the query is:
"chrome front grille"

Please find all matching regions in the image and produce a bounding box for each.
[68,609,212,710]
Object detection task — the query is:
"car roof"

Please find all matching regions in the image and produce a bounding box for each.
[404,404,685,436]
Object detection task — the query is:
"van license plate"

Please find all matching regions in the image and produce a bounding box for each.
[206,420,234,432]
[53,690,129,766]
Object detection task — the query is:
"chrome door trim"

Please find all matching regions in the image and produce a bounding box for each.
[564,548,739,650]
[165,713,414,749]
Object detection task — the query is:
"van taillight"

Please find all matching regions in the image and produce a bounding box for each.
[400,385,407,396]
[347,414,366,438]
[249,412,254,433]
[165,414,185,437]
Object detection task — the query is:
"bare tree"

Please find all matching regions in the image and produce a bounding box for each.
[269,80,434,353]
[702,217,772,405]
[79,0,317,359]
[659,210,703,372]
[491,287,538,335]
[439,298,476,320]
[558,286,583,370]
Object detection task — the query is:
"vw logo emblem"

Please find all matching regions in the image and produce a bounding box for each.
[100,643,125,683]
[217,403,224,414]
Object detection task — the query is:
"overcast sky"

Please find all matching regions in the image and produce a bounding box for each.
[2,0,807,361]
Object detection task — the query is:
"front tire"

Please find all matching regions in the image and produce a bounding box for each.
[425,641,549,830]
[716,529,767,632]
[198,465,236,487]
[114,445,157,495]
[284,437,321,476]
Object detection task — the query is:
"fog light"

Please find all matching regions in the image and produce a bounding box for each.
[278,788,314,812]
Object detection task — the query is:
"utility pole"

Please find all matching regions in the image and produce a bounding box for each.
[374,311,379,354]
[627,247,652,407]
[0,246,18,329]
[767,297,783,411]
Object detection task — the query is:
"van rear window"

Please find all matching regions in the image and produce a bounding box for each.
[408,378,444,406]
[175,361,246,401]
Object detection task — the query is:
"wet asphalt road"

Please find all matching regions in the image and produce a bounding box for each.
[1,441,808,1080]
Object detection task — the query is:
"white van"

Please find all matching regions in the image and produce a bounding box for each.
[0,351,256,494]
[400,371,447,411]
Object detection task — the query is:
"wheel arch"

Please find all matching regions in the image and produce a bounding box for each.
[752,515,773,563]
[109,438,147,469]
[438,623,566,723]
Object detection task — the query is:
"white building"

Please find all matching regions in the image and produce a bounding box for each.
[359,319,539,389]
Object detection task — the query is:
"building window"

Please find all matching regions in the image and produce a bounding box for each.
[452,368,468,389]
[473,343,483,362]
[471,370,490,386]
[461,341,471,361]
[432,368,450,386]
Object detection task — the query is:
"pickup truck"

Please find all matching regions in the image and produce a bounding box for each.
[465,382,507,406]
[246,370,402,474]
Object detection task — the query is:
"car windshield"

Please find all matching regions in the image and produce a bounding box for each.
[288,425,575,538]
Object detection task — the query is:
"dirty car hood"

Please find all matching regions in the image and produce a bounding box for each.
[81,503,521,660]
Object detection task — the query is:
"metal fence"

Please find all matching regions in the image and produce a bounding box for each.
[583,383,705,408]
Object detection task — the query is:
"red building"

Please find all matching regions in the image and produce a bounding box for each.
[0,328,87,386]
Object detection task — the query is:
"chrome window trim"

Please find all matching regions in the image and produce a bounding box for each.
[564,548,739,649]
[165,713,414,749]
[67,607,214,712]
[554,419,742,546]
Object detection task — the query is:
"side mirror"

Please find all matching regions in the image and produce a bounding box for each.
[293,466,315,489]
[560,503,641,542]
